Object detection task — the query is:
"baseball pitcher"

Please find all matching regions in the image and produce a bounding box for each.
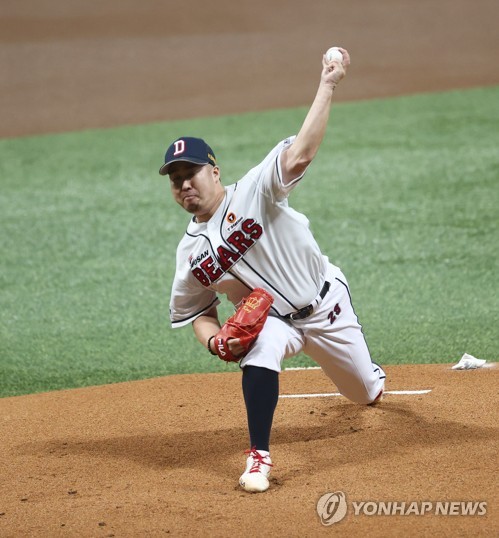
[160,47,385,493]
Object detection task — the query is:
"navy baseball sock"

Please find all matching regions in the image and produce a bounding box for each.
[242,365,279,453]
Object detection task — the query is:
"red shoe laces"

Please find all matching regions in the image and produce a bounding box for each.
[245,446,273,473]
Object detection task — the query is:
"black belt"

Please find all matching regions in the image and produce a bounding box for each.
[284,281,331,321]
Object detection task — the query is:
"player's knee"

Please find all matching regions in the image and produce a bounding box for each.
[345,384,384,405]
[363,385,385,405]
[368,389,383,405]
[366,388,384,405]
[350,393,375,405]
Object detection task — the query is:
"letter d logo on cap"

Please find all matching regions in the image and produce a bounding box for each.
[173,140,186,156]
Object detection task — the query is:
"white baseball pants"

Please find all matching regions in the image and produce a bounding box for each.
[240,267,385,404]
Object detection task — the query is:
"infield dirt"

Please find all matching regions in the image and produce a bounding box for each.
[0,365,497,536]
[1,1,498,536]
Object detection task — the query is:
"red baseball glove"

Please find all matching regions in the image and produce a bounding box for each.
[214,288,274,362]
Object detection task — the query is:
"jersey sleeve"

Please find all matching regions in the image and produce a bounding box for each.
[169,247,220,328]
[254,136,309,202]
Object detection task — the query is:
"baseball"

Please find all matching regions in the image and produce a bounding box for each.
[325,47,343,63]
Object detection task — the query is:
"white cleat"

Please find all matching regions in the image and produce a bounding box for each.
[239,447,273,493]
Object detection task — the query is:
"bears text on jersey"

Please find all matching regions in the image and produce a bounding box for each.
[190,218,263,287]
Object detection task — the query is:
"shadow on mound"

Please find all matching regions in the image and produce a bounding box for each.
[18,401,496,479]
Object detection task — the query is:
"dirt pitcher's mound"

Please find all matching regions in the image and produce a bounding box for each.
[0,364,497,537]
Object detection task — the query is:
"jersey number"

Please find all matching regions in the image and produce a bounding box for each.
[328,303,341,324]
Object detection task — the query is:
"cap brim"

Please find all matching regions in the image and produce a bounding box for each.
[159,157,210,176]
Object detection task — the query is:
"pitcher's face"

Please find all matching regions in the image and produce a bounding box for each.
[169,162,224,222]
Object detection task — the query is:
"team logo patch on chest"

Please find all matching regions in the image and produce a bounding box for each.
[226,213,243,232]
[189,218,263,287]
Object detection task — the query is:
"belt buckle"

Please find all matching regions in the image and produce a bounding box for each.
[290,305,313,321]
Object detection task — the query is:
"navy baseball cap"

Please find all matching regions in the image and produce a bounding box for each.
[159,136,217,175]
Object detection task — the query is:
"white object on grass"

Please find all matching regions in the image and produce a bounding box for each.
[451,353,487,370]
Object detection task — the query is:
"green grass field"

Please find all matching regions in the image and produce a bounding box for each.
[1,86,498,397]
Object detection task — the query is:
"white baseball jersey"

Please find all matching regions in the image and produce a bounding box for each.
[169,136,386,404]
[170,136,335,327]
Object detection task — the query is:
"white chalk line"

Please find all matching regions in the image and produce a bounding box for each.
[285,366,321,370]
[279,390,431,399]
